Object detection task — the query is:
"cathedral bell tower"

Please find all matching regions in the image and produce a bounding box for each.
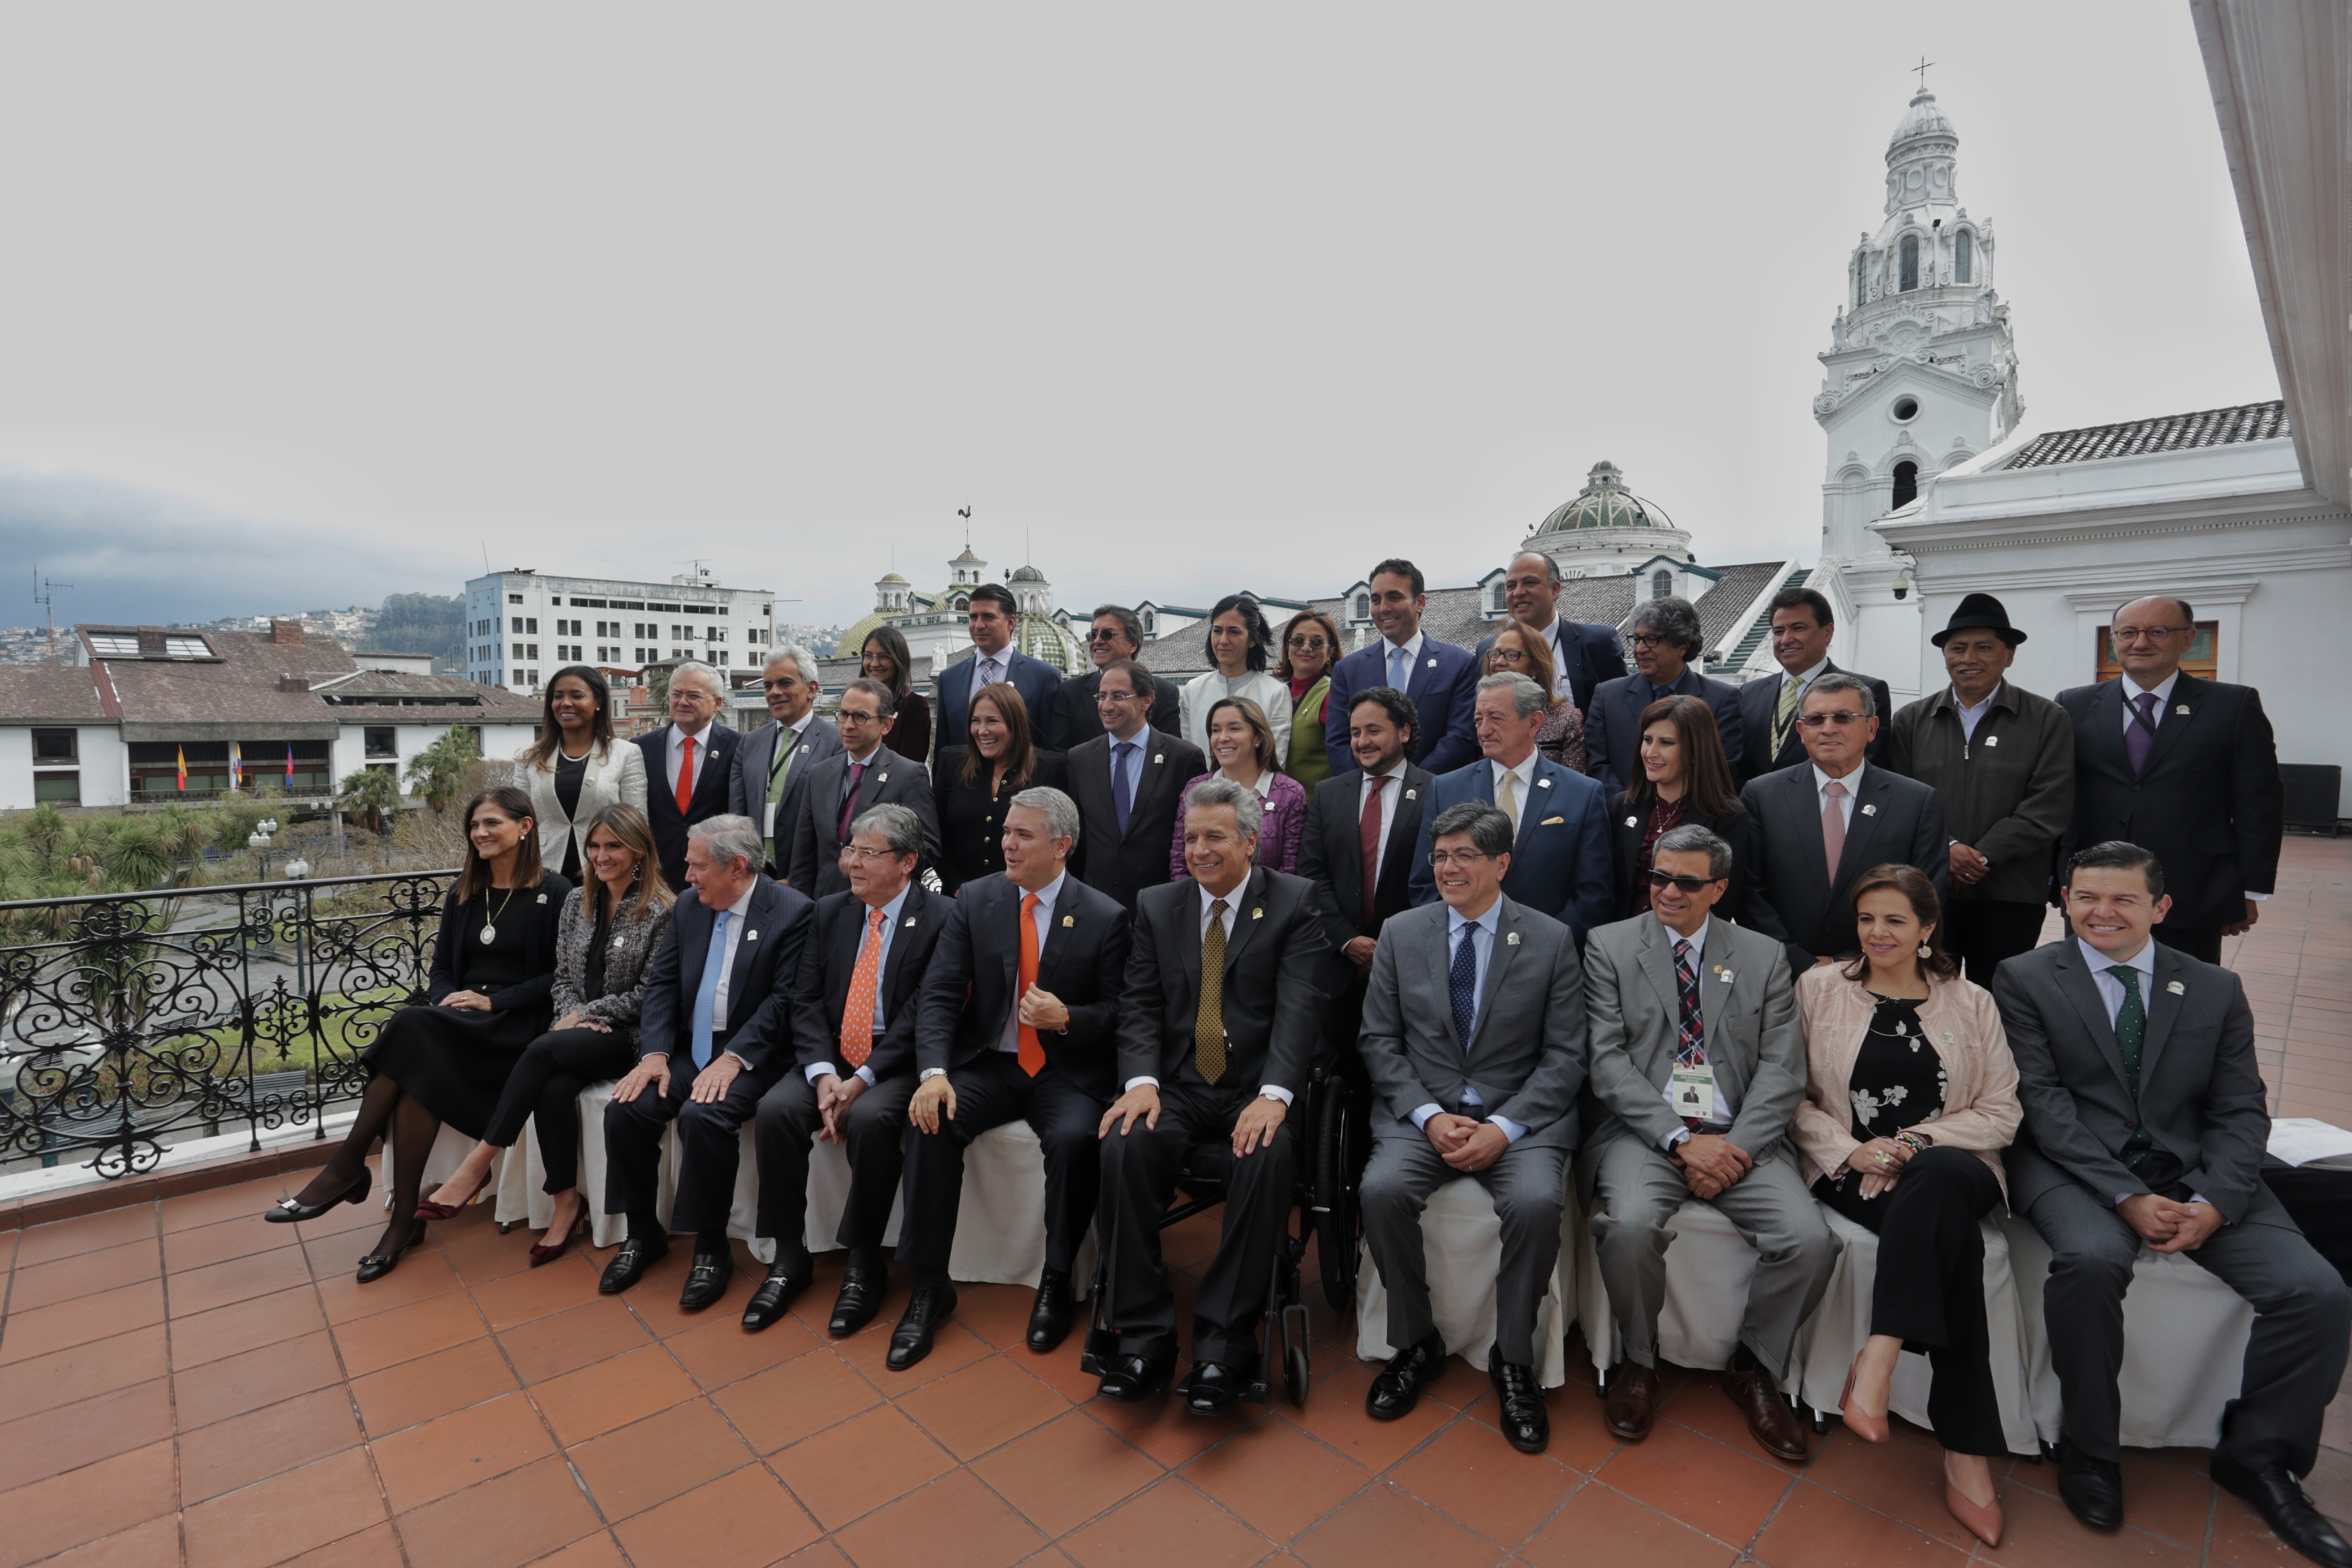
[1811,80,2020,700]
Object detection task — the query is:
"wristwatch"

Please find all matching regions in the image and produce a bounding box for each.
[919,1067,947,1081]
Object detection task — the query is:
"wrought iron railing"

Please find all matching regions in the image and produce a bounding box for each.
[0,870,458,1179]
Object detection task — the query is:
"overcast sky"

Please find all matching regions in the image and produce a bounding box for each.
[0,3,2278,630]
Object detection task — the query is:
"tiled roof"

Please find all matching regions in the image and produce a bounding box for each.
[0,666,109,723]
[1998,401,2290,469]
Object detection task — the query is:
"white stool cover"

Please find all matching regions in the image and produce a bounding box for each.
[1795,1209,2040,1455]
[1570,1197,1802,1397]
[1354,1174,1578,1387]
[2003,1213,2254,1450]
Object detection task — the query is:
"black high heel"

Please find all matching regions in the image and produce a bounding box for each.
[355,1218,427,1283]
[265,1167,371,1225]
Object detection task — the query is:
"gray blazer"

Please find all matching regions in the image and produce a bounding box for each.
[1991,937,2282,1228]
[728,716,845,869]
[1577,913,1806,1179]
[1356,895,1588,1153]
[548,885,675,1048]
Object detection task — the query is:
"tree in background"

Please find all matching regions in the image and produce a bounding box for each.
[370,593,466,672]
[336,766,401,835]
[404,728,482,812]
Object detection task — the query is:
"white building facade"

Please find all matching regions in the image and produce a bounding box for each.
[463,567,777,696]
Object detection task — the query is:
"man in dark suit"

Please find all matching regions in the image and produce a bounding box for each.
[1409,673,1614,937]
[1994,842,2349,1561]
[729,646,844,874]
[1065,659,1207,910]
[1473,548,1629,715]
[934,583,1061,752]
[1733,587,1891,784]
[598,814,815,1311]
[1320,558,1481,778]
[889,786,1133,1371]
[785,677,941,899]
[1053,605,1182,749]
[1357,802,1587,1455]
[745,804,944,1335]
[1093,781,1328,1410]
[1738,673,1947,972]
[2058,594,2284,967]
[1297,687,1432,1060]
[1585,597,1745,794]
[634,660,741,891]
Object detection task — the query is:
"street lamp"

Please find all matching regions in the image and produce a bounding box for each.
[285,858,312,996]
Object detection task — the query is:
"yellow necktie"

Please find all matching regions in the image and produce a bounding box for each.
[1195,900,1229,1084]
[1772,674,1804,759]
[1497,770,1519,833]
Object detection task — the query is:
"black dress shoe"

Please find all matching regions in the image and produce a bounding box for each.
[2057,1444,2125,1531]
[680,1251,734,1312]
[741,1260,809,1330]
[598,1234,670,1295]
[2211,1452,2352,1568]
[1366,1331,1448,1421]
[1181,1361,1246,1415]
[1027,1268,1076,1353]
[886,1284,957,1372]
[265,1167,370,1224]
[1098,1351,1177,1403]
[829,1266,887,1338]
[355,1219,425,1284]
[1489,1359,1550,1454]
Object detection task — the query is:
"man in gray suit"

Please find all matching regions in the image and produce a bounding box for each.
[729,646,843,874]
[1356,802,1586,1455]
[1995,842,2350,1563]
[785,678,942,899]
[1580,823,1834,1463]
[1738,671,1947,973]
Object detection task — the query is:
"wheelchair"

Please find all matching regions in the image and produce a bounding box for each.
[1079,1062,1362,1407]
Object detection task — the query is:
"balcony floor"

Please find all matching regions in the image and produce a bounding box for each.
[3,836,2349,1568]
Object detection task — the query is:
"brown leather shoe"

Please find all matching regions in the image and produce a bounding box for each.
[1722,1365,1808,1462]
[1602,1363,1660,1440]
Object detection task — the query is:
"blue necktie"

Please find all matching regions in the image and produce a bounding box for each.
[691,910,732,1068]
[1388,644,1410,692]
[1448,922,1478,1048]
[1112,740,1135,835]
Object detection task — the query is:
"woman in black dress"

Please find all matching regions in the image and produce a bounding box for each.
[1608,694,1759,923]
[263,786,570,1280]
[862,626,931,764]
[420,804,674,1264]
[932,682,1066,893]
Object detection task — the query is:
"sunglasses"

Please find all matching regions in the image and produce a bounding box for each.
[1797,711,1867,728]
[1646,869,1719,894]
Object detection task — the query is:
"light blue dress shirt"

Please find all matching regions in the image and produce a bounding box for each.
[1407,899,1524,1143]
[806,883,912,1086]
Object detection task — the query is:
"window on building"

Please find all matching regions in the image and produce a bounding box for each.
[1650,570,1673,600]
[1954,230,1972,284]
[508,593,523,604]
[363,726,397,759]
[511,616,523,633]
[526,618,538,634]
[1899,233,1919,292]
[1891,460,1919,510]
[32,729,77,763]
[34,772,80,803]
[86,633,141,656]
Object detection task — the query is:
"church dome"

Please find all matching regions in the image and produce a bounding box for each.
[1534,461,1675,534]
[1888,88,1954,155]
[877,571,907,584]
[949,545,984,566]
[1008,564,1046,583]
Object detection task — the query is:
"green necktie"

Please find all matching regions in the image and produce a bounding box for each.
[763,725,799,865]
[2106,965,2155,1168]
[1195,900,1228,1084]
[1771,674,1804,760]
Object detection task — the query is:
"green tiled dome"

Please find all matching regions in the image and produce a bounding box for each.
[1534,461,1674,534]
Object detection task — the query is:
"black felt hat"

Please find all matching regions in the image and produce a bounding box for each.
[1932,592,2027,648]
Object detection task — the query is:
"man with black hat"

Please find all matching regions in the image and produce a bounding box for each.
[1882,594,2075,982]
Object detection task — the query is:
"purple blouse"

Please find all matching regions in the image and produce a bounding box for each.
[1169,770,1309,879]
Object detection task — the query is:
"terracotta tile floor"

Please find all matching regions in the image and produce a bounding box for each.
[2,835,2348,1568]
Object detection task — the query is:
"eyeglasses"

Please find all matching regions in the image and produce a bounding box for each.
[1488,648,1529,665]
[1628,634,1672,650]
[1646,869,1718,894]
[1797,711,1867,729]
[2110,626,2190,644]
[1087,629,1128,643]
[1427,850,1491,868]
[1285,635,1329,650]
[837,708,884,725]
[1094,689,1140,705]
[838,845,905,864]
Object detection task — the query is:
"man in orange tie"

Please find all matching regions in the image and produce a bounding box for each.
[744,805,945,1335]
[890,787,1134,1371]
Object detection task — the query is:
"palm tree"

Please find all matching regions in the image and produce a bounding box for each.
[405,727,481,812]
[336,765,401,836]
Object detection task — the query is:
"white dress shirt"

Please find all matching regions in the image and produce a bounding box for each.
[805,883,911,1086]
[1406,899,1525,1143]
[1359,759,1408,884]
[1811,760,1867,831]
[665,719,717,796]
[1531,616,1575,704]
[994,871,1066,1056]
[1124,882,1294,1104]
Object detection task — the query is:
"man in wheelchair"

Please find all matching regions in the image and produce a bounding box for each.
[1093,777,1330,1412]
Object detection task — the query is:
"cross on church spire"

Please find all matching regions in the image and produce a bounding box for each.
[1912,55,1935,92]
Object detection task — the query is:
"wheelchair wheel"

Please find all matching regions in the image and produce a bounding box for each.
[1285,1341,1310,1407]
[1313,1077,1360,1311]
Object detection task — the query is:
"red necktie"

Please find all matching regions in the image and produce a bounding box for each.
[839,907,885,1069]
[675,735,696,815]
[1359,775,1389,910]
[1017,892,1045,1076]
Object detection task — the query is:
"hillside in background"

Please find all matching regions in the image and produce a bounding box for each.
[368,593,465,671]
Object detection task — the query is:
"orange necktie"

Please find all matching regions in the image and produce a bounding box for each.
[675,735,697,815]
[1017,892,1045,1076]
[839,906,885,1069]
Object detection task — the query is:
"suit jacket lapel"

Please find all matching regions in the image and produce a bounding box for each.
[2053,942,2137,1099]
[832,901,864,1015]
[1126,741,1176,844]
[723,881,770,1005]
[1218,868,1267,978]
[1638,918,1682,1048]
[1427,917,1464,1054]
[1467,901,1521,1053]
[1176,888,1204,1023]
[1699,937,1736,1061]
[2138,674,2202,778]
[1380,772,1425,906]
[2083,681,2128,775]
[1830,769,1892,881]
[2139,944,2186,1084]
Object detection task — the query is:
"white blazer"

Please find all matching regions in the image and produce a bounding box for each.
[1179,669,1293,766]
[511,739,649,872]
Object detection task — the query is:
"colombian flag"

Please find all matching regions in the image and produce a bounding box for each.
[230,741,243,791]
[285,744,296,785]
[175,747,187,791]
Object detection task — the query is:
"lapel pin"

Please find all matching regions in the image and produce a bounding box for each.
[1625,815,1638,827]
[2167,980,2185,995]
[1506,931,1521,946]
[1861,803,1877,817]
[877,772,889,783]
[1061,915,1075,928]
[612,937,626,950]
[1717,967,1734,982]
[2175,704,2190,715]
[1152,753,1164,764]
[903,916,917,928]
[745,929,758,940]
[1405,788,1418,800]
[1251,907,1264,920]
[1536,777,1551,789]
[1984,735,1999,747]
[1426,657,1438,668]
[536,893,548,903]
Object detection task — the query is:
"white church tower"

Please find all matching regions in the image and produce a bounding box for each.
[1812,80,2021,700]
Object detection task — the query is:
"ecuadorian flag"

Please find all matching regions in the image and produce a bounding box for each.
[175,746,187,791]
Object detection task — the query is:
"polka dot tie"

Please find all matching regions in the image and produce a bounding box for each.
[839,906,885,1069]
